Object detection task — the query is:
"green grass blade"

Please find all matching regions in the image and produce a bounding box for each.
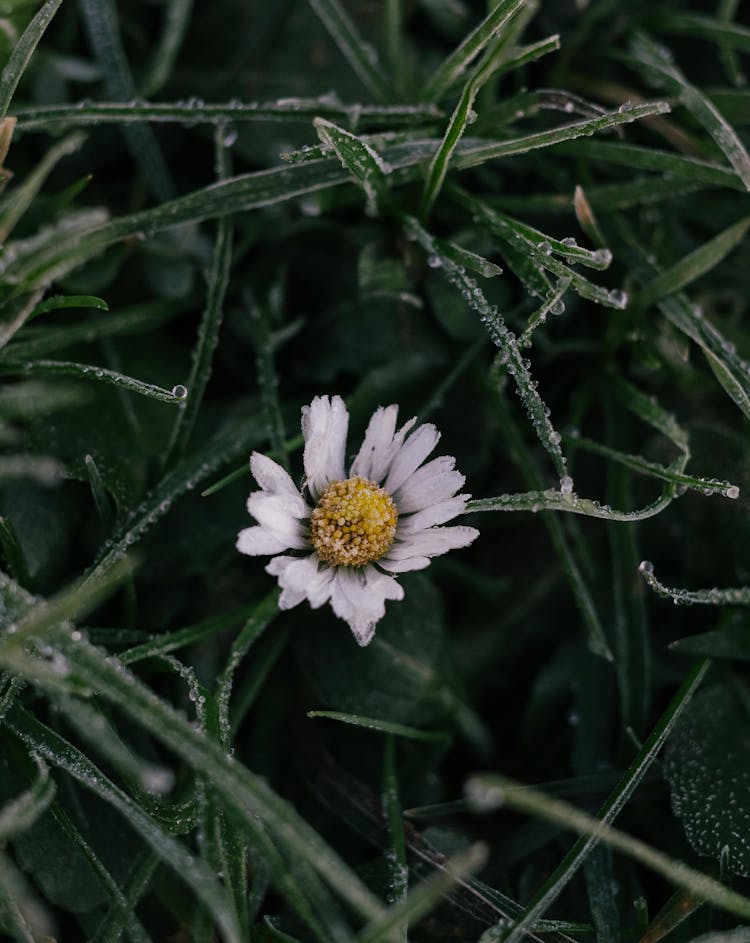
[10,99,443,130]
[0,359,191,403]
[467,487,678,521]
[382,735,407,942]
[454,101,671,169]
[84,454,116,527]
[314,117,390,214]
[307,0,392,101]
[649,13,750,53]
[307,711,449,741]
[569,434,739,499]
[405,216,571,484]
[0,849,52,943]
[639,561,750,606]
[0,514,30,586]
[215,590,281,748]
[556,139,745,190]
[91,850,158,943]
[165,127,234,463]
[29,294,109,320]
[78,0,174,201]
[50,637,388,926]
[141,0,195,96]
[632,215,750,312]
[422,0,527,102]
[0,0,63,122]
[6,705,243,943]
[0,131,85,243]
[629,32,750,190]
[470,658,711,943]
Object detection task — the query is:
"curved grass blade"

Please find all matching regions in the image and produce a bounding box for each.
[6,705,243,943]
[639,562,750,606]
[307,0,392,101]
[307,711,449,742]
[84,454,116,527]
[0,131,85,244]
[0,753,53,841]
[629,32,750,190]
[79,0,173,201]
[569,434,739,499]
[29,293,108,320]
[40,637,389,927]
[649,13,750,54]
[0,849,53,943]
[0,515,30,586]
[0,0,63,122]
[215,590,281,749]
[471,659,710,942]
[422,0,527,102]
[91,850,159,943]
[0,358,191,403]
[467,487,679,522]
[141,0,195,96]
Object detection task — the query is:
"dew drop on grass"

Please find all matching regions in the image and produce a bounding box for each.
[560,475,574,494]
[172,384,188,400]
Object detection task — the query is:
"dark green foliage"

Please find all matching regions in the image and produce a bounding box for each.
[0,1,749,941]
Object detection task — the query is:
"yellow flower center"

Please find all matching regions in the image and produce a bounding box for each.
[310,476,398,567]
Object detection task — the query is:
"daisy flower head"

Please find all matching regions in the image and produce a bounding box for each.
[236,395,479,646]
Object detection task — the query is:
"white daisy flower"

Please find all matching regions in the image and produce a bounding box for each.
[236,395,479,646]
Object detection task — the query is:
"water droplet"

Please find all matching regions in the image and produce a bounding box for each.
[172,384,188,400]
[560,476,574,495]
[725,485,740,500]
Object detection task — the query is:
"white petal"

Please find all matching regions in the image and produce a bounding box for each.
[266,554,335,610]
[236,526,290,556]
[350,405,399,481]
[393,457,466,513]
[397,495,470,534]
[250,452,300,497]
[246,493,308,550]
[379,556,431,573]
[385,525,479,560]
[383,423,440,494]
[302,395,349,501]
[371,415,418,484]
[329,566,404,646]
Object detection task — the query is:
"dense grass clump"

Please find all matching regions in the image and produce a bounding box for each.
[0,0,749,940]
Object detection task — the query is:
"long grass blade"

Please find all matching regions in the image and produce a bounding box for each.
[0,0,63,121]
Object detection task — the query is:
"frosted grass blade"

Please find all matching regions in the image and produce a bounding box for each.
[6,705,243,943]
[468,768,750,925]
[405,216,571,483]
[639,561,750,606]
[471,659,711,943]
[11,99,443,130]
[165,126,234,462]
[0,359,191,403]
[467,488,678,521]
[0,0,63,121]
[422,0,527,101]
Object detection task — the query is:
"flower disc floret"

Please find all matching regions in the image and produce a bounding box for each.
[310,476,397,566]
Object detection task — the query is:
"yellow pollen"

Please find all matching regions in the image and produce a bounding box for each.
[310,476,398,567]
